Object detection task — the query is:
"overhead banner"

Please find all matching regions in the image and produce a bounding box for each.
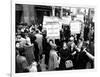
[70,21,81,34]
[43,16,61,39]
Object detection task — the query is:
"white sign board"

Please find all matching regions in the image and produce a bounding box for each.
[46,22,60,38]
[75,14,84,22]
[70,21,81,34]
[61,16,71,25]
[43,16,61,39]
[71,8,77,15]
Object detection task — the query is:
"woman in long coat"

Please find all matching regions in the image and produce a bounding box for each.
[48,40,60,71]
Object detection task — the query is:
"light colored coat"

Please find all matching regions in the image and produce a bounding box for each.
[35,33,43,55]
[48,50,59,71]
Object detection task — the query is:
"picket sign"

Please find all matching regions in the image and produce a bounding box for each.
[43,16,61,39]
[70,20,82,35]
[75,14,84,22]
[61,16,71,25]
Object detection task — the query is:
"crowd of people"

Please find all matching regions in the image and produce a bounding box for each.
[15,17,94,73]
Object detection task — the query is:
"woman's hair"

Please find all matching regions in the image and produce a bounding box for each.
[62,41,68,48]
[49,39,54,44]
[17,48,25,56]
[16,40,20,44]
[36,30,39,33]
[20,32,26,38]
